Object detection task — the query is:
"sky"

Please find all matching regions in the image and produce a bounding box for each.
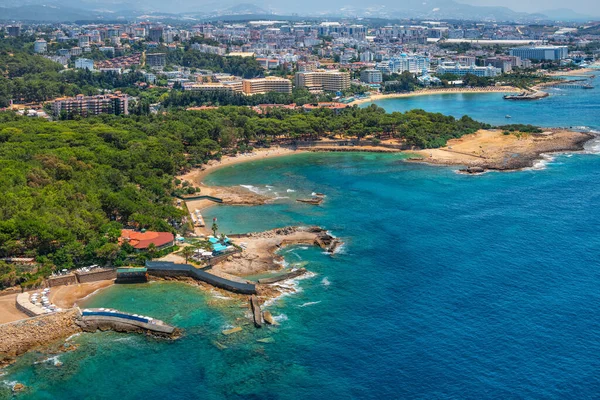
[457,0,599,14]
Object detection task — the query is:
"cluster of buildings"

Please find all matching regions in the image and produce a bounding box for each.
[183,76,293,95]
[2,19,597,116]
[51,92,129,117]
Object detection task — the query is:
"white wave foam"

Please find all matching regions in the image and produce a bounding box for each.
[36,355,62,366]
[212,293,233,300]
[299,301,321,308]
[65,332,81,341]
[272,196,289,200]
[273,314,288,323]
[331,243,346,254]
[528,154,556,171]
[584,136,600,154]
[262,271,317,307]
[286,189,296,193]
[1,380,19,389]
[239,184,266,195]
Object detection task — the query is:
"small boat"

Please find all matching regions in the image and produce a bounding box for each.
[505,115,511,119]
[296,197,323,205]
[582,84,594,89]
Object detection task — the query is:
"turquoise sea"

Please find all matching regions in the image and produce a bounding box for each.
[3,73,600,399]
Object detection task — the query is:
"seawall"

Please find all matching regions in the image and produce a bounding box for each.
[146,261,256,294]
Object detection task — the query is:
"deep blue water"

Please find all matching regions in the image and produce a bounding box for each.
[3,74,600,399]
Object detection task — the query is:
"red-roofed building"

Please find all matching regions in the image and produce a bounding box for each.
[119,230,175,251]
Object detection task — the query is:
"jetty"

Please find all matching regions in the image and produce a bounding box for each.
[503,91,549,100]
[145,261,257,294]
[76,307,176,335]
[258,268,307,284]
[249,295,263,327]
[296,197,323,205]
[551,82,594,89]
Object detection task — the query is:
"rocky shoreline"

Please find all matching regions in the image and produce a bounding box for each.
[0,308,181,369]
[0,310,80,368]
[409,130,595,173]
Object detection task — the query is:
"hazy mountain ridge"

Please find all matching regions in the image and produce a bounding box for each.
[0,0,596,22]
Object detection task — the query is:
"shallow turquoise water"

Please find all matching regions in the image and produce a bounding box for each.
[4,75,600,399]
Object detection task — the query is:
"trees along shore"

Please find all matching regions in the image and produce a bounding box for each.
[0,105,488,288]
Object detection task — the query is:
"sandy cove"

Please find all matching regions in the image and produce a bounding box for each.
[348,86,519,106]
[410,129,594,172]
[178,147,303,234]
[49,280,115,309]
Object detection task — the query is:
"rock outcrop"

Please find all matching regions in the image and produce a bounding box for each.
[0,310,81,367]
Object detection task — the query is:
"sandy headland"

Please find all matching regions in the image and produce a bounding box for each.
[409,129,594,172]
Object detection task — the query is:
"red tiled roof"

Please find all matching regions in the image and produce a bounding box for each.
[119,230,174,249]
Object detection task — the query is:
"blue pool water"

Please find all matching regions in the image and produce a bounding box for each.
[3,74,600,399]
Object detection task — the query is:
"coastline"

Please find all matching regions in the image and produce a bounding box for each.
[179,147,303,184]
[409,129,595,172]
[348,86,519,106]
[49,280,115,309]
[546,68,596,77]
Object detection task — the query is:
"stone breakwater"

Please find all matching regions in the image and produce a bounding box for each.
[0,309,181,367]
[0,310,80,367]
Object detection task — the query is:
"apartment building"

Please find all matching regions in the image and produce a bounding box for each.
[183,81,243,93]
[294,70,351,92]
[242,77,292,95]
[360,69,383,84]
[52,93,129,117]
[509,46,568,61]
[146,52,166,68]
[436,62,501,77]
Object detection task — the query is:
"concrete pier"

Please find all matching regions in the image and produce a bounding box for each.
[75,308,176,335]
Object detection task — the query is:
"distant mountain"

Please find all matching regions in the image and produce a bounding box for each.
[219,3,269,15]
[540,8,595,22]
[0,0,594,22]
[0,5,102,22]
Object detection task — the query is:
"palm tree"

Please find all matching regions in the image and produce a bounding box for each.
[211,220,218,237]
[181,246,195,264]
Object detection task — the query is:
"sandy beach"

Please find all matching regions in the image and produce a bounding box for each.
[177,148,303,234]
[0,293,28,324]
[546,68,596,77]
[49,280,115,309]
[179,147,302,184]
[410,129,594,171]
[348,86,519,106]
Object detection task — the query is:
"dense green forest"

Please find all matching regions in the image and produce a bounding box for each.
[0,49,152,107]
[164,87,330,107]
[165,50,264,78]
[0,105,487,287]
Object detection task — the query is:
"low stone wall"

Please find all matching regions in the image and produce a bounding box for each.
[15,293,45,317]
[75,269,116,283]
[207,249,242,267]
[146,261,256,294]
[46,274,78,288]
